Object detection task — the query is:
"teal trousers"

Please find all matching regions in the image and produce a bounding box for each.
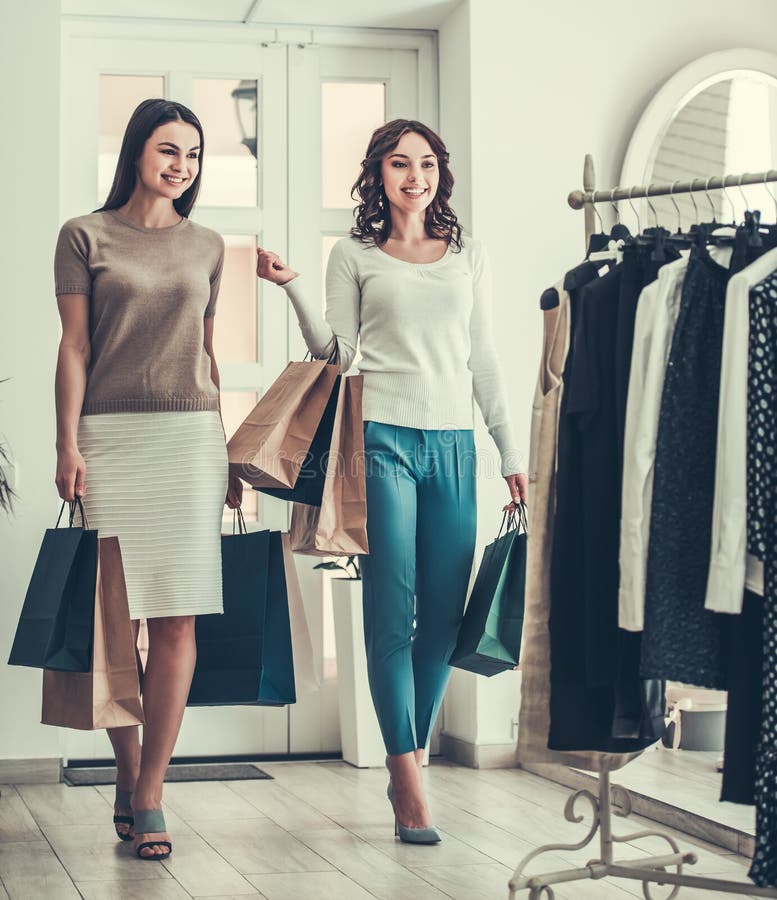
[360,421,477,755]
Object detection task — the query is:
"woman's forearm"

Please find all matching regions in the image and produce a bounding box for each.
[55,343,89,450]
[283,277,337,359]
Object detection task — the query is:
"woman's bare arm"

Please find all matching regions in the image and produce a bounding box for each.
[204,317,242,509]
[55,294,90,501]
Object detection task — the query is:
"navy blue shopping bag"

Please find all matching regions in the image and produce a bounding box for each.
[256,374,342,507]
[8,500,97,672]
[188,513,296,706]
[449,505,528,676]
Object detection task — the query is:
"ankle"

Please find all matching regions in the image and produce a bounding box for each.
[115,756,141,787]
[132,782,163,812]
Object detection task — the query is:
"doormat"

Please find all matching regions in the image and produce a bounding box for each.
[63,763,273,786]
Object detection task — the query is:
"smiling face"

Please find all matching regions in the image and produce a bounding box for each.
[135,120,201,202]
[380,130,439,217]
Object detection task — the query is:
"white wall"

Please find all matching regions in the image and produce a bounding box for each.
[439,0,777,754]
[0,0,63,763]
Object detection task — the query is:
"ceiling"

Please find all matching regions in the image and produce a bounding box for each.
[62,0,464,30]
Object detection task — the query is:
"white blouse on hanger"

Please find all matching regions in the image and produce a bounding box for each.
[619,256,689,632]
[705,246,777,613]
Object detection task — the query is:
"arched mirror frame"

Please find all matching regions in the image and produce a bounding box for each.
[620,48,777,223]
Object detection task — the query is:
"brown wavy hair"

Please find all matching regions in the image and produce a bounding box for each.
[350,119,462,251]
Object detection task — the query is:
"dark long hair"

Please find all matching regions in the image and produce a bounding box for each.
[350,119,462,251]
[97,99,204,217]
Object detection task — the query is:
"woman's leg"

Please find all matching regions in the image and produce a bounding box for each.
[132,614,197,858]
[413,429,477,749]
[361,423,418,755]
[361,424,433,828]
[106,619,142,837]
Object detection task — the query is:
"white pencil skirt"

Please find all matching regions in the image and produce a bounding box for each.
[78,411,228,619]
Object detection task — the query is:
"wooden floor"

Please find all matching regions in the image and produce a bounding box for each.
[0,760,764,899]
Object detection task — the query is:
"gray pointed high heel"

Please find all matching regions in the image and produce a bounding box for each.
[386,781,442,844]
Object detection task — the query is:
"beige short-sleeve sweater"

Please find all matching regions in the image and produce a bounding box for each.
[55,209,225,415]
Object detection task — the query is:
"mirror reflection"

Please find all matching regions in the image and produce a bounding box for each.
[647,72,777,228]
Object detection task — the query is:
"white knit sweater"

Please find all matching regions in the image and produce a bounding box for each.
[283,236,523,476]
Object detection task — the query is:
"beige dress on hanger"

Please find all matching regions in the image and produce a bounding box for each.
[516,280,637,772]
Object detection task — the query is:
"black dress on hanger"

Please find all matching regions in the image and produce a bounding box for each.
[548,259,659,753]
[640,244,731,689]
[613,240,679,740]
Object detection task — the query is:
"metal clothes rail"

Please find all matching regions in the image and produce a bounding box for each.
[568,153,777,247]
[508,154,777,900]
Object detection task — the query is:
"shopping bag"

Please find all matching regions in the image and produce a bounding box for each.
[41,536,144,729]
[280,533,320,695]
[258,374,342,506]
[290,375,369,556]
[188,516,296,706]
[260,531,297,704]
[227,359,340,490]
[9,500,97,672]
[188,517,270,705]
[449,505,528,676]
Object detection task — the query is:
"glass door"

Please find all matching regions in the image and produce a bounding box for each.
[60,22,434,760]
[62,33,289,760]
[286,43,427,754]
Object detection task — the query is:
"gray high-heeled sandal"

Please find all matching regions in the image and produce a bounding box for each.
[133,808,172,861]
[113,788,134,842]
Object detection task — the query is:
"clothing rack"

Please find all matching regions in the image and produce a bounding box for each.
[508,154,777,900]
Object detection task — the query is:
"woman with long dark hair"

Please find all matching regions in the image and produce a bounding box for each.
[257,119,526,843]
[54,98,242,860]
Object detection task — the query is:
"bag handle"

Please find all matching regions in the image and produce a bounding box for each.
[496,509,515,539]
[496,502,528,539]
[302,341,340,366]
[55,497,89,530]
[232,507,248,535]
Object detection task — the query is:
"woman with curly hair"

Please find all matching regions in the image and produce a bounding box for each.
[256,119,526,843]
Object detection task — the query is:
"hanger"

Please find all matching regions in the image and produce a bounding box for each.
[585,194,611,255]
[721,175,738,226]
[627,185,642,235]
[764,171,777,222]
[737,175,764,248]
[638,183,672,262]
[668,180,683,234]
[609,187,631,242]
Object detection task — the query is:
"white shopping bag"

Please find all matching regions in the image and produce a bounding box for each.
[280,533,321,695]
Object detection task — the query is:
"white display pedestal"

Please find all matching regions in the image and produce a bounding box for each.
[331,578,386,767]
[331,577,432,768]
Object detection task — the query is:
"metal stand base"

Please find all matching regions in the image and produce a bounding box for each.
[508,771,777,899]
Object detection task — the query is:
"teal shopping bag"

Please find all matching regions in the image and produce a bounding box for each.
[8,500,97,673]
[449,505,527,676]
[188,514,296,706]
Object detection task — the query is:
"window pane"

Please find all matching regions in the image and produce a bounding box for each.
[220,391,259,524]
[213,235,258,365]
[193,78,258,207]
[99,75,164,201]
[322,82,385,208]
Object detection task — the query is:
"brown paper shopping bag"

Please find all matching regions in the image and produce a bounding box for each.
[227,359,340,490]
[290,375,369,557]
[42,537,144,730]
